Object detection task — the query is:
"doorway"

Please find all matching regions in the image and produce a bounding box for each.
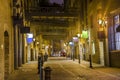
[4,31,9,80]
[99,41,105,66]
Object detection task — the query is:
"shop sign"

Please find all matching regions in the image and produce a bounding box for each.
[81,30,88,38]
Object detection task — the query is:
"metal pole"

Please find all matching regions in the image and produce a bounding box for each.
[78,39,80,64]
[78,54,80,64]
[89,54,93,68]
[38,56,40,74]
[73,46,75,61]
[71,47,72,60]
[39,60,43,80]
[89,23,93,68]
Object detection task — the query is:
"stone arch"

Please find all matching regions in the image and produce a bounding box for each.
[4,31,9,80]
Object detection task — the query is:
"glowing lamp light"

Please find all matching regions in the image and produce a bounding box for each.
[33,38,35,41]
[98,19,102,25]
[64,43,66,47]
[73,37,78,40]
[105,21,107,24]
[36,42,39,45]
[73,37,78,42]
[98,18,107,26]
[77,33,80,38]
[69,42,74,46]
[45,46,49,49]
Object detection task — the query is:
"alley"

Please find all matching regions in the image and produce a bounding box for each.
[7,57,120,80]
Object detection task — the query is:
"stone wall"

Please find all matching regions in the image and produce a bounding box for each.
[87,0,120,66]
[0,0,14,80]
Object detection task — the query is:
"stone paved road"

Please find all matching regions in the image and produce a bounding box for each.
[7,61,39,80]
[7,57,120,80]
[44,57,120,80]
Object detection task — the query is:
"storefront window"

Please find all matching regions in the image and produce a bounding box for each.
[114,15,120,50]
[108,14,120,51]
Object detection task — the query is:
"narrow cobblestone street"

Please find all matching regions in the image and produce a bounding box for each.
[7,57,120,80]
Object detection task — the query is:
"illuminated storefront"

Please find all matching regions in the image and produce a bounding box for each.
[108,14,120,67]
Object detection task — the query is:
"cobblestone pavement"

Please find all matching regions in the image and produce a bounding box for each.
[7,57,120,80]
[44,57,120,80]
[7,61,39,80]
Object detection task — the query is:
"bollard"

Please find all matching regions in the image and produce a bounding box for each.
[39,65,43,80]
[38,56,41,74]
[44,67,52,80]
[38,56,44,74]
[38,56,44,80]
[89,54,93,68]
[41,56,44,66]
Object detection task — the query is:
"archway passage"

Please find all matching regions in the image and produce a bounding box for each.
[4,31,9,80]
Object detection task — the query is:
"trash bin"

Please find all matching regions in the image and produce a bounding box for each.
[44,66,52,80]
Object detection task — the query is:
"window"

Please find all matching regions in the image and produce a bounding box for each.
[114,15,120,50]
[108,14,120,51]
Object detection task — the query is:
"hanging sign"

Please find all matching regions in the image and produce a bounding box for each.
[73,37,78,42]
[20,27,30,33]
[26,33,33,44]
[81,30,88,38]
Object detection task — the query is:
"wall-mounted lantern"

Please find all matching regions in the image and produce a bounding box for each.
[97,17,107,39]
[98,18,107,27]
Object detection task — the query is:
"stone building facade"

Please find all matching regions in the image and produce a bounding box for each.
[66,0,120,67]
[0,0,14,80]
[87,0,120,67]
[1,0,120,80]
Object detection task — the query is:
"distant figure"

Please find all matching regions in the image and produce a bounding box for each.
[38,51,44,74]
[38,52,43,73]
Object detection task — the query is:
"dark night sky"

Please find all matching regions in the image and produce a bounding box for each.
[49,0,63,4]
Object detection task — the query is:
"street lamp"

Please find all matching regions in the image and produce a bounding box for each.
[69,41,74,60]
[81,30,92,68]
[97,18,107,39]
[72,37,77,61]
[73,36,80,61]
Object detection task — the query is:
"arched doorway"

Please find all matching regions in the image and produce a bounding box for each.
[4,31,9,80]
